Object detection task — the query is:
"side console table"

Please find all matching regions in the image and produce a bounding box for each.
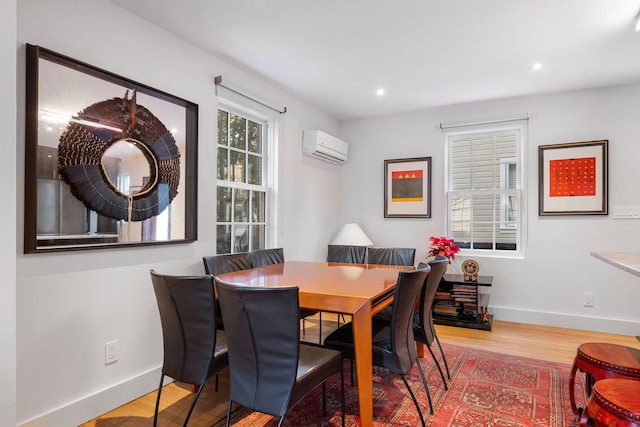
[433,273,493,331]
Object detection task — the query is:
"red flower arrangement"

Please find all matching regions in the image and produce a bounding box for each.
[428,236,460,263]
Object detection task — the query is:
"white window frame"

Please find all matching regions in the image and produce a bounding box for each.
[445,124,526,258]
[216,99,280,253]
[499,157,517,232]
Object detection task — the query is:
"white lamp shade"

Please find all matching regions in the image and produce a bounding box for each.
[331,223,373,246]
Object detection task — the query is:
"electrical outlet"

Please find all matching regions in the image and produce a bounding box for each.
[612,206,640,219]
[105,340,118,365]
[583,293,594,307]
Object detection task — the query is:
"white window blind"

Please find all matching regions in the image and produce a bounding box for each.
[446,126,525,256]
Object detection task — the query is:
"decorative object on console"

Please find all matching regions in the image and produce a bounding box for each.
[384,157,432,218]
[538,140,608,216]
[461,259,479,282]
[427,236,460,264]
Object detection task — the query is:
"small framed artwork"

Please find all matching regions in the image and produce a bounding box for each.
[384,157,432,218]
[538,140,608,216]
[24,44,198,253]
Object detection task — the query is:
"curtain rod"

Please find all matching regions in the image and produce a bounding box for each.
[214,75,287,114]
[439,113,530,130]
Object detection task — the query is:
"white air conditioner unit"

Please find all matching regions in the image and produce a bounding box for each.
[302,130,348,165]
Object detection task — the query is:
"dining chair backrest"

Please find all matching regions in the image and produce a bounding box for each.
[416,257,449,344]
[203,252,251,275]
[384,266,431,373]
[150,270,222,386]
[367,247,416,266]
[327,244,367,264]
[215,278,300,417]
[249,248,285,268]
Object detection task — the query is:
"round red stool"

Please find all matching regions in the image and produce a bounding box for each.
[579,378,640,427]
[570,343,640,419]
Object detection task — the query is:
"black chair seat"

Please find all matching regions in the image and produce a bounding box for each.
[290,344,344,407]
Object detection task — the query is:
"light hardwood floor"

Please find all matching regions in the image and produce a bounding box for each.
[80,314,639,427]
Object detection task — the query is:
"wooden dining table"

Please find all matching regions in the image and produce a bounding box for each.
[214,260,413,427]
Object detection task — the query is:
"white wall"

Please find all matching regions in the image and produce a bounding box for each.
[340,84,640,335]
[1,1,17,425]
[16,0,341,425]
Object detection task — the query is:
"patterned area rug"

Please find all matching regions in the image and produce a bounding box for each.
[212,343,585,426]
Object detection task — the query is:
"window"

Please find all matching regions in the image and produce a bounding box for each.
[446,126,525,256]
[216,104,275,254]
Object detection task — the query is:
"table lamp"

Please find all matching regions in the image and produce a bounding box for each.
[332,223,373,246]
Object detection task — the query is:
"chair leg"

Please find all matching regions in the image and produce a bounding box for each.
[318,312,323,344]
[153,374,164,427]
[434,335,450,380]
[350,359,355,386]
[183,383,205,427]
[225,401,233,427]
[340,369,345,427]
[322,382,327,416]
[427,344,448,390]
[417,361,435,414]
[277,416,285,427]
[400,374,427,427]
[215,374,219,391]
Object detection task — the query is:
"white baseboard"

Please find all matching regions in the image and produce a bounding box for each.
[18,366,166,427]
[492,306,640,336]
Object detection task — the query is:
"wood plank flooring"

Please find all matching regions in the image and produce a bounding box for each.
[80,314,639,427]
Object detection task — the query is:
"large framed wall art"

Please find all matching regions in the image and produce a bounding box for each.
[384,157,432,218]
[24,44,198,253]
[538,140,608,216]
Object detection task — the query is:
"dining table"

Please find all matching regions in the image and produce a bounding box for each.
[214,260,413,427]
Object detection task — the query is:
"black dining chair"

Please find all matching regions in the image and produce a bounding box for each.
[249,248,320,340]
[215,278,345,427]
[327,244,367,326]
[413,257,451,385]
[248,247,285,267]
[327,244,367,264]
[203,252,251,330]
[203,252,251,275]
[324,267,433,426]
[373,257,451,388]
[367,247,416,266]
[149,270,229,427]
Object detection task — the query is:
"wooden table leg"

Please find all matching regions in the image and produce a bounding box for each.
[417,342,425,358]
[352,301,373,427]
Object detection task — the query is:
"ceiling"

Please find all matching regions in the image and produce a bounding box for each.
[110,0,640,121]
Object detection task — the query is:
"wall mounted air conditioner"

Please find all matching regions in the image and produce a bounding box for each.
[302,130,348,165]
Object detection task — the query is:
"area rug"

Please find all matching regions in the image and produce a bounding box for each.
[212,343,585,426]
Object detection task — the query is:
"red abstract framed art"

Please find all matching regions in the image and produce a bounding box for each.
[384,157,432,218]
[538,140,608,216]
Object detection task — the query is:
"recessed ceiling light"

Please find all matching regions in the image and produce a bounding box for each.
[376,88,385,96]
[532,63,543,70]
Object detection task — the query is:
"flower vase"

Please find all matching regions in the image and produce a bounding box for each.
[448,257,462,275]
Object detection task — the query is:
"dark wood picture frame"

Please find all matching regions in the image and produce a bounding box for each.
[538,140,608,216]
[384,157,432,218]
[24,44,198,253]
